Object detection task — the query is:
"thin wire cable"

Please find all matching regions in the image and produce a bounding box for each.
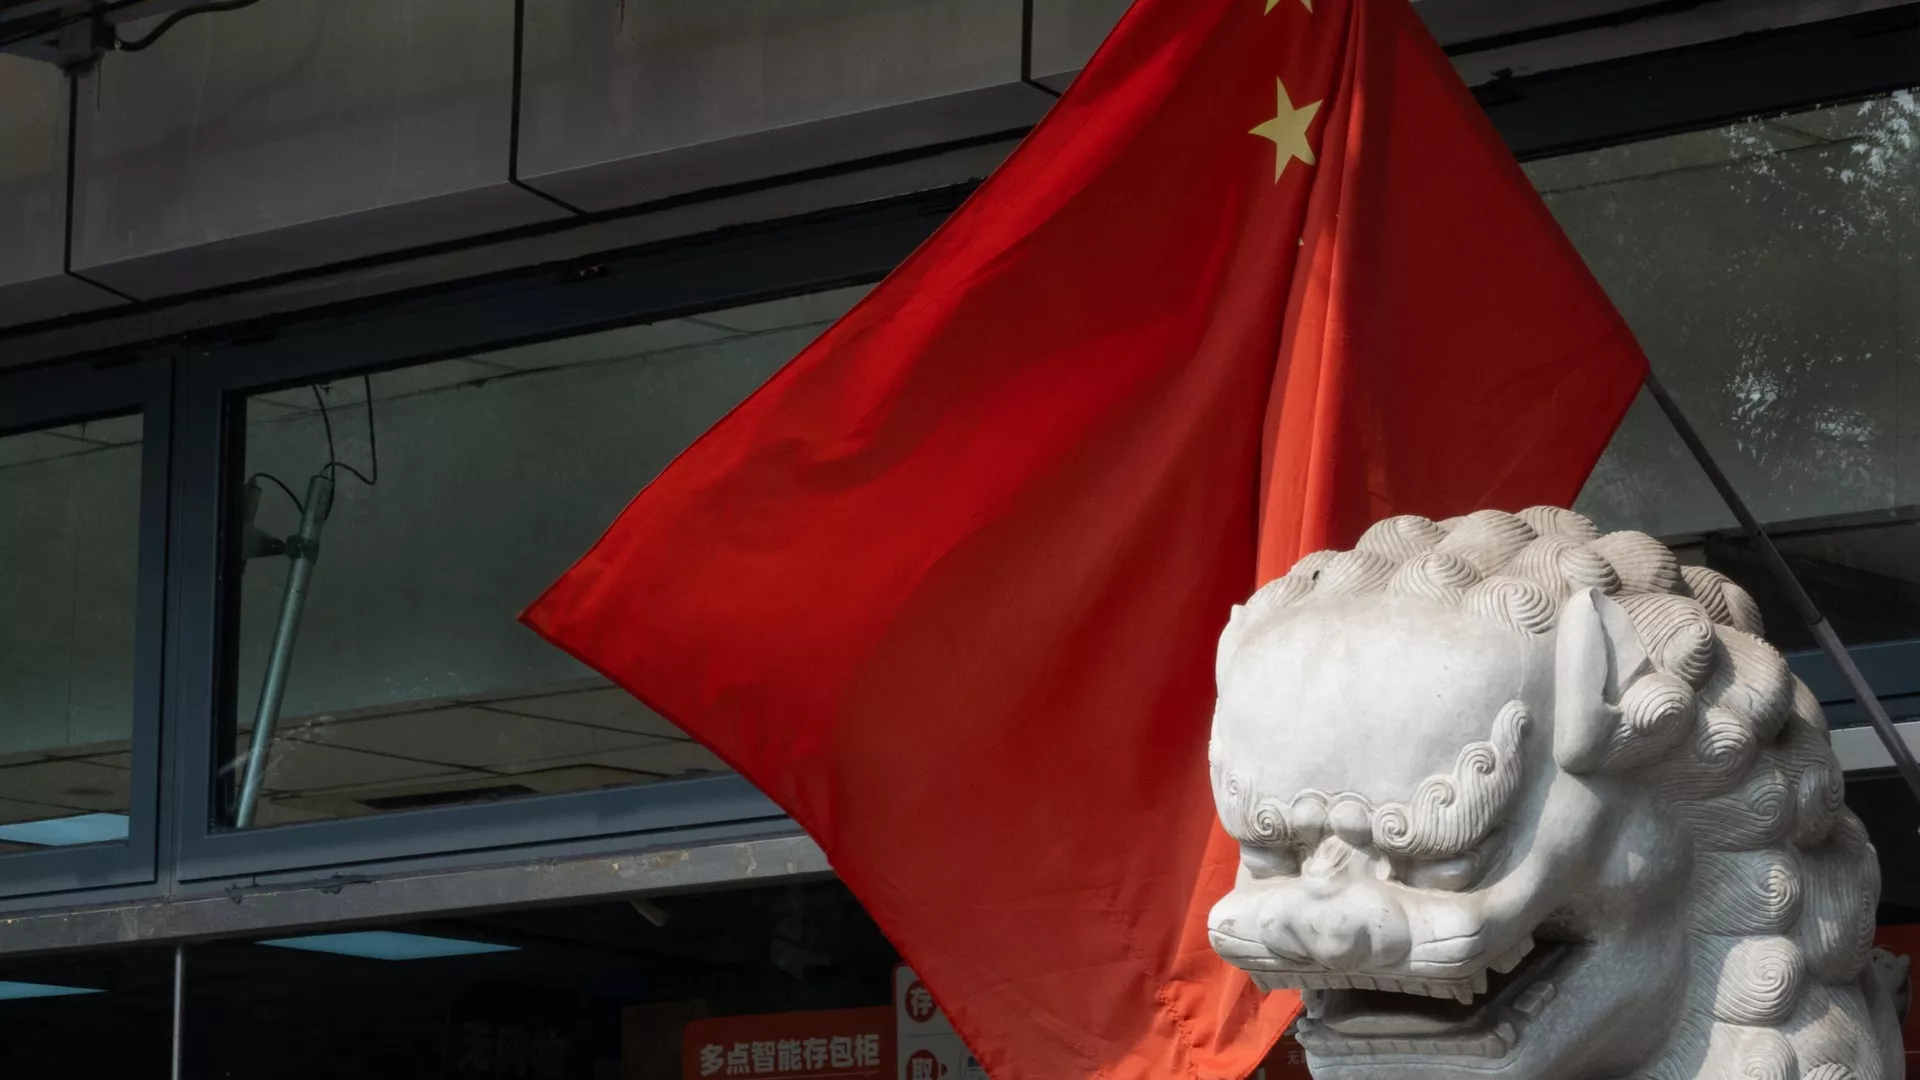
[114,0,263,52]
[310,383,337,464]
[360,373,379,485]
[326,459,376,486]
[308,379,378,487]
[247,471,304,513]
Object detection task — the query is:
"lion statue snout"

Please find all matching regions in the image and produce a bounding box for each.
[1210,839,1415,973]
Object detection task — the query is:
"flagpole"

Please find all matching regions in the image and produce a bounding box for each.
[1642,370,1920,806]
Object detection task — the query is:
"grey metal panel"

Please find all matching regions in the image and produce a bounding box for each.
[518,0,1052,212]
[1028,0,1920,92]
[0,57,122,328]
[1029,0,1134,93]
[0,135,1018,372]
[69,0,566,300]
[0,273,124,331]
[1024,0,1574,91]
[1414,0,1658,44]
[1025,0,1622,84]
[1447,0,1919,85]
[0,832,828,956]
[1835,720,1920,774]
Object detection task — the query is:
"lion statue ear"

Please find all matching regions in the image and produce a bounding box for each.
[1554,588,1652,774]
[1216,604,1249,690]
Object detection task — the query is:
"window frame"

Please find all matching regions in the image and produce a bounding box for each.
[1478,3,1920,160]
[167,197,956,881]
[1481,5,1920,745]
[0,353,171,899]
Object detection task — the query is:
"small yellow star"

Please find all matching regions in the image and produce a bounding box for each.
[1264,0,1311,12]
[1250,78,1322,182]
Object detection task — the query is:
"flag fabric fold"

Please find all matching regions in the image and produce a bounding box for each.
[523,1,1647,1078]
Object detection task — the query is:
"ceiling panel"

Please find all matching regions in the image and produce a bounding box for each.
[583,742,731,779]
[258,741,465,794]
[485,689,689,740]
[304,706,656,771]
[0,760,130,811]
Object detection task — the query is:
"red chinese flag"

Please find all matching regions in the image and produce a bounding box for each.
[524,0,1645,1078]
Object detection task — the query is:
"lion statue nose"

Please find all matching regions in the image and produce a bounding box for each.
[1307,908,1375,969]
[1263,886,1411,971]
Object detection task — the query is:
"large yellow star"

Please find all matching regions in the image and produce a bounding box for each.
[1265,0,1311,12]
[1250,79,1322,182]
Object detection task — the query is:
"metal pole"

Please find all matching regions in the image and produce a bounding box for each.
[234,473,334,828]
[1643,370,1920,804]
[171,944,185,1080]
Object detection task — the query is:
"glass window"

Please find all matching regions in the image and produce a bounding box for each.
[0,414,144,850]
[1536,90,1920,655]
[0,944,174,1077]
[219,286,872,829]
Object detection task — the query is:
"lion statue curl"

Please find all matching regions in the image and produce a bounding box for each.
[1206,506,1906,1080]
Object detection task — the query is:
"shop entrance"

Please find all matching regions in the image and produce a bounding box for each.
[1,881,897,1079]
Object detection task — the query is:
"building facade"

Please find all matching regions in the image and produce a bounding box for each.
[0,0,1916,1075]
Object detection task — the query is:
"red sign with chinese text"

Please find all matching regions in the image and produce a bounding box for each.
[1259,1031,1312,1080]
[685,1008,895,1080]
[1874,925,1920,1079]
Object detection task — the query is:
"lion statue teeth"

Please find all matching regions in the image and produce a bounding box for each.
[1206,507,1907,1080]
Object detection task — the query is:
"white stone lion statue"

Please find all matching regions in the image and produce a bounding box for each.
[1206,507,1907,1080]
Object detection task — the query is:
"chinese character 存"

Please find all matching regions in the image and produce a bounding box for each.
[906,985,936,1022]
[458,1023,496,1075]
[729,1042,753,1076]
[700,1044,728,1077]
[752,1041,778,1074]
[853,1034,880,1068]
[496,1026,530,1077]
[776,1038,805,1072]
[803,1037,830,1070]
[829,1036,853,1069]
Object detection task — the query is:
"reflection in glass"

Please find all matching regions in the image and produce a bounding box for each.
[222,286,871,828]
[1536,92,1920,651]
[0,414,143,851]
[0,946,172,1076]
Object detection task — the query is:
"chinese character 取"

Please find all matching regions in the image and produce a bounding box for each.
[458,1023,496,1075]
[496,1026,530,1077]
[531,1029,568,1080]
[910,1056,936,1080]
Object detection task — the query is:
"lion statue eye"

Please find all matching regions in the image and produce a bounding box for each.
[1241,845,1301,880]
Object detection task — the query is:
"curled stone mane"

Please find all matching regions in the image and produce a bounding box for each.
[1219,508,1885,1080]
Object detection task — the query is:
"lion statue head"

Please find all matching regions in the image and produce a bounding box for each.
[1206,507,1905,1080]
